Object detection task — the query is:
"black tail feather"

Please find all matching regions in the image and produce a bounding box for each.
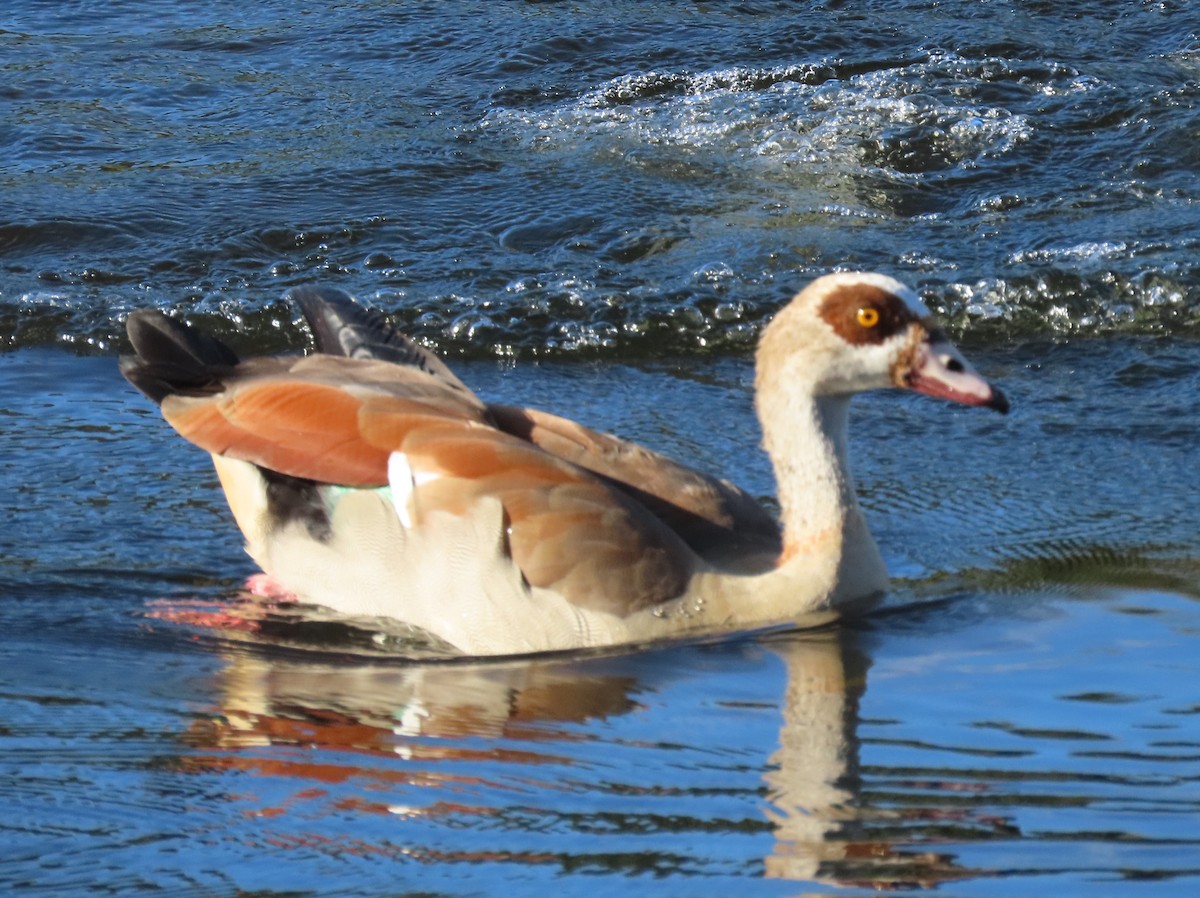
[121,309,239,404]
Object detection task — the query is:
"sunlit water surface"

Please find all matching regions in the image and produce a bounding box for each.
[3,1,1200,895]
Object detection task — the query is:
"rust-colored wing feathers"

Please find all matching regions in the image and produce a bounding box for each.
[164,379,390,487]
[158,352,490,488]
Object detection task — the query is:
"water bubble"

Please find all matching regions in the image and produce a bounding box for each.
[363,251,399,270]
[692,262,736,285]
[966,301,1005,320]
[713,301,745,322]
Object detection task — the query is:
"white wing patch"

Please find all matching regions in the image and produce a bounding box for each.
[387,452,416,528]
[387,451,444,528]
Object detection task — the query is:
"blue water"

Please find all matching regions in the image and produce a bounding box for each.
[2,2,1200,895]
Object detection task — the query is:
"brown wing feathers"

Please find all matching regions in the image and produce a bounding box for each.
[488,403,781,558]
[286,290,777,557]
[397,430,692,611]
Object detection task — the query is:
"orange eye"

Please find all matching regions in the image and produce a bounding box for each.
[856,307,880,328]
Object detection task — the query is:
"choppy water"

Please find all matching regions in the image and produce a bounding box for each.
[5,0,1200,353]
[2,2,1200,896]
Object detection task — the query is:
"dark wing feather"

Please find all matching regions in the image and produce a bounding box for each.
[290,285,476,397]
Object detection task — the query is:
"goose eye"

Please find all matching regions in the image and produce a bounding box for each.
[856,307,880,328]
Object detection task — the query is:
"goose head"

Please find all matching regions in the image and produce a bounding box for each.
[757,272,1008,413]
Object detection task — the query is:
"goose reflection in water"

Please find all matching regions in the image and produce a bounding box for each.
[167,622,1016,888]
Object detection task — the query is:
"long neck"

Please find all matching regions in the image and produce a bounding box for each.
[759,391,858,557]
[753,383,887,606]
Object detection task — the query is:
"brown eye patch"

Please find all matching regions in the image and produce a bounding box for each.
[818,284,918,346]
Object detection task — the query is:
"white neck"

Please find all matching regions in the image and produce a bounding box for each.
[751,378,887,608]
[758,386,854,549]
[762,393,855,553]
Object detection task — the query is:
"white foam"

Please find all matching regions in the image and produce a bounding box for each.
[1008,242,1130,266]
[482,55,1034,181]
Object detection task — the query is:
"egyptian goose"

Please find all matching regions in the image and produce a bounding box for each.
[122,273,1007,656]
